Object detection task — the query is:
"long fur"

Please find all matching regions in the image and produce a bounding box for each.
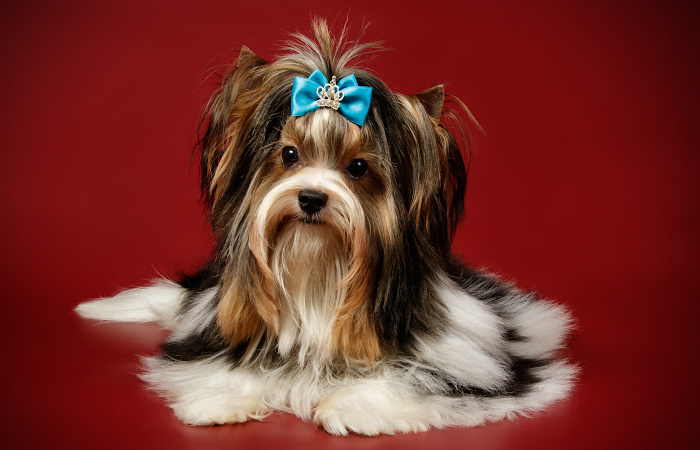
[75,19,577,435]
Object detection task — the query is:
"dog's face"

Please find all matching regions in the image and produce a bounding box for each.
[250,107,397,306]
[197,26,469,364]
[256,108,393,233]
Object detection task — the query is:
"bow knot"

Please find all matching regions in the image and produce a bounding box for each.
[291,70,372,126]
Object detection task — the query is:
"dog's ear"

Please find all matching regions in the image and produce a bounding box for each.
[414,84,444,120]
[199,45,268,211]
[236,45,267,68]
[399,86,468,254]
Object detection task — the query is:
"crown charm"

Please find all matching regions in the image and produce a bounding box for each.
[316,75,344,110]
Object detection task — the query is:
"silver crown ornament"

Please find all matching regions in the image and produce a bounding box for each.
[316,76,344,110]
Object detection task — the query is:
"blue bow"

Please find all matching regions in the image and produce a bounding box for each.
[290,70,373,126]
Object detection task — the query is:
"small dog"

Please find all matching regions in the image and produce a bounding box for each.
[76,20,576,435]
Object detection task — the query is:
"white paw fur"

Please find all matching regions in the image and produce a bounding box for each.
[313,380,435,436]
[172,395,269,426]
[139,356,269,426]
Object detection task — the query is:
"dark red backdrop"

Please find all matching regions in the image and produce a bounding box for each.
[3,1,697,449]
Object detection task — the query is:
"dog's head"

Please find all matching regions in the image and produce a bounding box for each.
[198,20,471,364]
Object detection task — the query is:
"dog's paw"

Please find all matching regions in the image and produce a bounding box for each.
[171,396,269,426]
[314,407,431,436]
[313,386,434,436]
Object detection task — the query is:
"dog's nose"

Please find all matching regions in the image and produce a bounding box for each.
[298,189,328,214]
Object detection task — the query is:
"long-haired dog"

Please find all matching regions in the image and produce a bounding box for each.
[76,20,576,435]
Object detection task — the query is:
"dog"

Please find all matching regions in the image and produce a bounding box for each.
[75,19,576,436]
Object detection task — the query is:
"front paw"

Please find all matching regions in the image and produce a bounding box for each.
[313,389,433,436]
[171,396,269,426]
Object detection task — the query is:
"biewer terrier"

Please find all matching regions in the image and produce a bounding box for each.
[76,20,576,435]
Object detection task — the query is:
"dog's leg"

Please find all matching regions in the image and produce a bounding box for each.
[140,355,269,426]
[136,284,269,426]
[314,376,439,435]
[74,279,184,328]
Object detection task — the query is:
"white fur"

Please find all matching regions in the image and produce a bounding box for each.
[75,279,184,328]
[314,378,432,435]
[413,278,510,391]
[139,352,577,434]
[140,356,269,425]
[313,360,577,435]
[501,294,574,360]
[272,224,346,363]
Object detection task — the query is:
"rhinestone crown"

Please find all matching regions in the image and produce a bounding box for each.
[316,76,344,110]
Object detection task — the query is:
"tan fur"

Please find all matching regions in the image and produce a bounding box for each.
[217,278,266,351]
[331,304,381,363]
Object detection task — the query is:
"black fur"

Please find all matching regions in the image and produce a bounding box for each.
[355,73,456,354]
[451,357,545,397]
[178,262,221,296]
[161,326,226,362]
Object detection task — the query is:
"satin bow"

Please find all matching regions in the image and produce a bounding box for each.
[290,70,373,126]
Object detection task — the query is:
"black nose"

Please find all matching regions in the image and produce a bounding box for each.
[298,189,328,214]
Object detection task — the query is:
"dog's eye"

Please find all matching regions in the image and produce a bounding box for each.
[346,158,368,179]
[281,146,299,168]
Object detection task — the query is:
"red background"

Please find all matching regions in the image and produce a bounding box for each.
[3,1,698,449]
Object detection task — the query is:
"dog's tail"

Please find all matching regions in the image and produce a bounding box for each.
[74,279,184,328]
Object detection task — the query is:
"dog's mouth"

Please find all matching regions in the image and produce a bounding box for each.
[270,215,326,240]
[299,214,325,225]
